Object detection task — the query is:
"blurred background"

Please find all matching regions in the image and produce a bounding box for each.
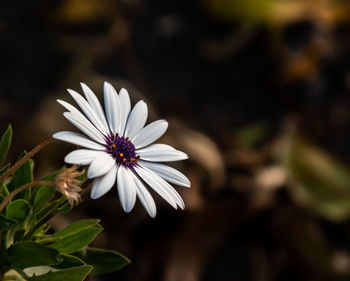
[3,0,350,280]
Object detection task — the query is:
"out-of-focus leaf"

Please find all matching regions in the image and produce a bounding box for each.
[55,0,108,25]
[202,0,350,26]
[0,215,17,232]
[169,125,226,188]
[75,247,130,275]
[236,122,268,148]
[7,152,34,200]
[202,0,273,23]
[283,136,350,221]
[6,200,31,223]
[7,242,60,269]
[53,254,86,269]
[26,265,92,281]
[50,227,102,254]
[0,124,12,166]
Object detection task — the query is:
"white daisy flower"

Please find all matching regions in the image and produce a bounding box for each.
[53,82,190,218]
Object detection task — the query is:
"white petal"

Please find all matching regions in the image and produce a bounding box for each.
[119,88,131,135]
[104,82,120,134]
[91,165,118,199]
[124,100,148,138]
[88,153,115,178]
[80,83,109,130]
[136,144,188,162]
[117,165,137,212]
[63,112,106,144]
[134,165,185,209]
[65,149,105,165]
[139,161,190,187]
[57,99,82,115]
[130,171,156,218]
[58,99,107,140]
[53,131,105,150]
[132,120,168,149]
[67,89,109,135]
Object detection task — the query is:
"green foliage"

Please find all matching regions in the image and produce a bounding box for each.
[49,227,103,254]
[33,185,56,210]
[235,122,268,148]
[7,152,34,201]
[0,216,17,232]
[6,200,31,223]
[26,265,93,281]
[30,170,63,205]
[75,248,130,275]
[0,184,9,199]
[0,125,12,166]
[7,242,61,269]
[35,196,66,223]
[53,254,86,269]
[0,125,129,280]
[283,136,350,221]
[51,219,101,239]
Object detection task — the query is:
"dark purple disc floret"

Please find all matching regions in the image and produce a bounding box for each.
[105,134,139,168]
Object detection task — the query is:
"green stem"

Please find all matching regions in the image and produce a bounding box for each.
[0,181,55,213]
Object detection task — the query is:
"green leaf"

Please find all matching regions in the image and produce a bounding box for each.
[26,265,92,281]
[283,136,350,221]
[50,227,103,254]
[7,242,60,269]
[0,215,17,232]
[0,183,9,197]
[13,229,25,243]
[33,185,56,210]
[53,254,86,269]
[75,247,130,275]
[6,199,31,223]
[30,169,63,205]
[0,124,12,166]
[53,202,72,215]
[32,223,50,238]
[7,152,34,200]
[0,165,10,194]
[0,163,10,177]
[36,196,66,222]
[51,219,100,239]
[36,219,100,244]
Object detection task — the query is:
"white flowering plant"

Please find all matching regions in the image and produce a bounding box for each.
[0,82,190,281]
[0,124,130,281]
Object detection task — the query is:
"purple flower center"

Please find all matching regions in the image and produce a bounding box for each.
[105,134,138,168]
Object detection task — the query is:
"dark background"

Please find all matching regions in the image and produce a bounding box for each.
[2,0,350,280]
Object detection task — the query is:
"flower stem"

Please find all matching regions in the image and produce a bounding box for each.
[0,138,56,184]
[0,181,55,212]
